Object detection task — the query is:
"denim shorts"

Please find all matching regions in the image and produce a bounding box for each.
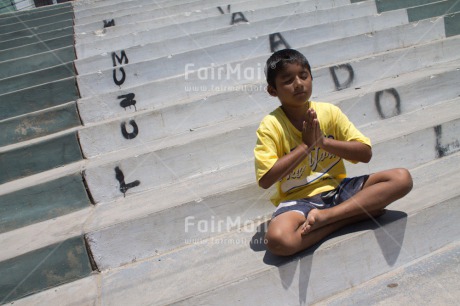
[272,175,369,219]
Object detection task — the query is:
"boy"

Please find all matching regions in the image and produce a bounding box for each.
[254,49,413,256]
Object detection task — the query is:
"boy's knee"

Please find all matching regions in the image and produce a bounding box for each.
[393,168,413,195]
[265,229,296,256]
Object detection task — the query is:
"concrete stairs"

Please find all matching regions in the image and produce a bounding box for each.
[1,0,459,304]
[314,241,460,305]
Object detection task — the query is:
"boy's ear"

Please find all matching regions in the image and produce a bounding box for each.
[267,85,277,97]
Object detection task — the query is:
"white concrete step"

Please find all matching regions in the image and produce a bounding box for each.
[78,58,460,201]
[78,14,445,106]
[74,0,318,36]
[325,61,460,128]
[72,0,185,14]
[0,159,255,263]
[73,0,254,34]
[73,0,214,20]
[12,150,460,305]
[76,44,460,160]
[3,46,457,207]
[74,0,353,58]
[171,191,460,306]
[76,34,460,126]
[3,0,460,303]
[76,16,445,98]
[74,0,377,74]
[79,96,460,270]
[314,241,460,305]
[3,92,459,267]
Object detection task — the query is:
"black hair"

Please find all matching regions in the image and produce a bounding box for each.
[265,49,312,89]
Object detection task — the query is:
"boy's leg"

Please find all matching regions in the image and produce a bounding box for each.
[265,168,412,256]
[303,168,412,234]
[265,210,385,256]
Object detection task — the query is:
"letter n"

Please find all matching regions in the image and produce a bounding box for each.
[103,19,115,28]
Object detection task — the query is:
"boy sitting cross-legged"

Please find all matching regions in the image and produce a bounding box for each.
[254,49,413,256]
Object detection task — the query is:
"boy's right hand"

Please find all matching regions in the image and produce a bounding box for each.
[302,108,321,148]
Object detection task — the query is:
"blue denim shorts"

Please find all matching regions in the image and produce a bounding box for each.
[272,175,369,219]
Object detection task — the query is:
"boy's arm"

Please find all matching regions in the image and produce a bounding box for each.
[259,108,371,189]
[259,109,318,189]
[311,108,372,163]
[319,138,372,163]
[258,143,312,189]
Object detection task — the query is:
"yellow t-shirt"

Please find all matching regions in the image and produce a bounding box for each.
[254,101,371,206]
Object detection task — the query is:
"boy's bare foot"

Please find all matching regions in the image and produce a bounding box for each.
[300,209,321,235]
[300,208,387,235]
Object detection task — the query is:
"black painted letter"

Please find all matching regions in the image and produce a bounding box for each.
[217,4,231,14]
[103,19,115,28]
[118,93,137,110]
[115,167,141,197]
[121,120,139,139]
[112,50,129,67]
[329,64,354,91]
[434,124,460,158]
[375,88,401,119]
[113,67,126,86]
[231,12,248,25]
[269,33,291,52]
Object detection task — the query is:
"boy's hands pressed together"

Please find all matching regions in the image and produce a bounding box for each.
[303,108,372,163]
[302,108,324,148]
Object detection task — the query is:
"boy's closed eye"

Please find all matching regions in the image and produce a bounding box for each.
[280,71,309,84]
[283,78,294,85]
[300,72,309,79]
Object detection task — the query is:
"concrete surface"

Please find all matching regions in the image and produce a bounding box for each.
[315,241,460,305]
[0,173,90,234]
[1,0,460,304]
[8,151,460,305]
[0,101,81,146]
[76,51,460,159]
[74,0,376,74]
[0,62,75,95]
[0,3,71,25]
[81,96,460,270]
[73,0,311,34]
[0,132,82,184]
[0,236,92,304]
[0,35,74,61]
[0,26,73,50]
[74,0,308,34]
[74,0,351,58]
[80,61,460,202]
[75,33,460,125]
[76,9,407,95]
[407,0,460,22]
[0,77,78,120]
[77,12,414,97]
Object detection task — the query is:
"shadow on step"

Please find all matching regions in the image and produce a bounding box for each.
[249,209,408,267]
[248,209,407,303]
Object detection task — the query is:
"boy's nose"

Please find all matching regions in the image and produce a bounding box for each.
[293,76,303,88]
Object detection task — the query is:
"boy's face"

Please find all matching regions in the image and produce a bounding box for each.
[267,62,312,108]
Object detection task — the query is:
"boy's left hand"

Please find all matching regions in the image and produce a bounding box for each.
[305,108,325,148]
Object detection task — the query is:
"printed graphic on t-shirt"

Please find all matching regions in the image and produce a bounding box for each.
[281,136,341,193]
